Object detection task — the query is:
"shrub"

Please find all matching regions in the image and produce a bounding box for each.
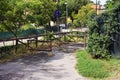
[87,3,120,59]
[87,15,112,59]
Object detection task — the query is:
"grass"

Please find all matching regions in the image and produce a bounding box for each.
[0,41,58,63]
[60,35,84,43]
[76,50,120,80]
[0,44,33,63]
[76,50,109,79]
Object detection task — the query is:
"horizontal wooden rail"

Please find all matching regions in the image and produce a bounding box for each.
[0,31,86,42]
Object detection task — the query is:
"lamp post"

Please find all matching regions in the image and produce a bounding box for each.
[55,0,61,32]
[65,2,68,29]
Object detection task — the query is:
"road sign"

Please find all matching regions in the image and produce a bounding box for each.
[55,10,61,17]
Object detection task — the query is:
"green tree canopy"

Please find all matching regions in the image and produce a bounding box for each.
[0,0,56,32]
[73,3,96,27]
[106,0,120,9]
[0,0,11,31]
[58,0,90,22]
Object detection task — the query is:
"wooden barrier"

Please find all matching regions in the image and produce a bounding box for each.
[0,31,87,53]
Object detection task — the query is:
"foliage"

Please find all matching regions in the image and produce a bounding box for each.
[20,24,35,30]
[0,24,7,32]
[0,0,10,21]
[65,0,90,16]
[73,3,96,27]
[0,44,32,63]
[0,0,91,31]
[76,50,109,78]
[58,0,90,22]
[0,0,12,31]
[87,3,120,59]
[0,0,56,32]
[106,0,120,9]
[87,15,111,59]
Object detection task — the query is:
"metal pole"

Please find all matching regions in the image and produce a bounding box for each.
[56,2,59,30]
[65,2,68,29]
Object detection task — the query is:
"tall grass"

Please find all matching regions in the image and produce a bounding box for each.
[76,50,109,78]
[0,44,32,63]
[0,42,53,63]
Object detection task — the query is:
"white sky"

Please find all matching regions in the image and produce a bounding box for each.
[90,0,107,5]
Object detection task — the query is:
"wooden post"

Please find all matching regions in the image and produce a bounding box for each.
[84,32,87,49]
[27,40,30,49]
[50,40,52,51]
[77,31,79,42]
[15,38,18,53]
[35,37,38,48]
[64,33,66,42]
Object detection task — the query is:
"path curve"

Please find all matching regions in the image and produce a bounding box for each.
[0,43,88,80]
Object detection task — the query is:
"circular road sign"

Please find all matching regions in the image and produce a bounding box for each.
[55,10,61,17]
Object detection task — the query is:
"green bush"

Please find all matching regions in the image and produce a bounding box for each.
[87,16,111,59]
[87,3,120,59]
[76,50,109,78]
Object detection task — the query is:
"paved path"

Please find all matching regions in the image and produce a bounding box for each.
[0,43,88,80]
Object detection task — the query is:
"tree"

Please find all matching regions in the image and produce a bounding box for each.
[106,0,120,9]
[0,0,57,32]
[39,0,56,25]
[73,3,96,27]
[0,0,11,31]
[58,0,90,22]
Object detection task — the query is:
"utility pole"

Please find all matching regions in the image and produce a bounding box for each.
[65,2,68,29]
[96,0,97,14]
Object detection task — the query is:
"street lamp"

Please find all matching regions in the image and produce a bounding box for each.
[65,2,68,29]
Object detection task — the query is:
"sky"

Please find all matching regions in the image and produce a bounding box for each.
[90,0,107,5]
